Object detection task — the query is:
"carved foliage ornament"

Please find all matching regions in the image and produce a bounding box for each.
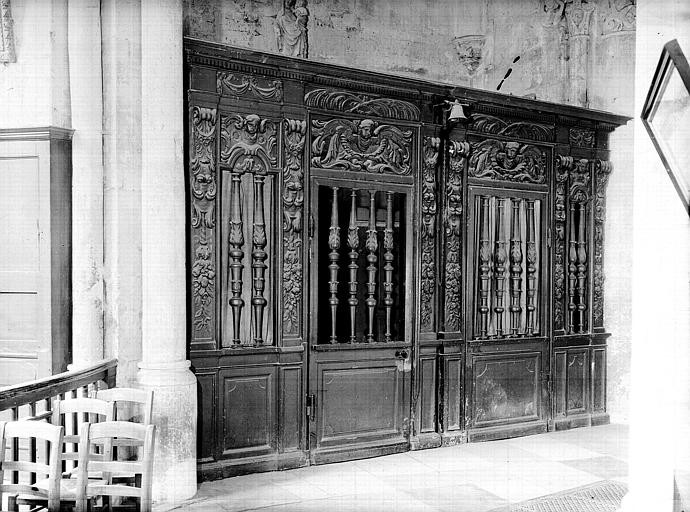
[471,114,554,142]
[190,106,218,339]
[420,137,440,331]
[0,0,16,64]
[217,71,283,101]
[305,88,420,122]
[601,0,636,36]
[593,160,612,326]
[553,155,570,330]
[444,140,468,332]
[282,119,306,337]
[469,139,546,184]
[311,118,413,175]
[220,113,278,174]
[569,127,595,147]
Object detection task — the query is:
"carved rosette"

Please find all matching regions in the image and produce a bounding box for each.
[469,138,546,184]
[311,118,413,175]
[190,106,218,340]
[282,119,306,338]
[444,140,468,332]
[217,71,283,101]
[569,127,595,148]
[470,114,554,142]
[593,160,612,328]
[421,137,439,331]
[553,156,570,331]
[305,88,420,121]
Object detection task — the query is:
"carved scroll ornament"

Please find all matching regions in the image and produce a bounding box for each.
[311,118,413,175]
[220,113,278,171]
[469,139,546,184]
[420,137,440,331]
[217,71,283,101]
[470,114,554,142]
[282,119,306,337]
[593,160,612,327]
[305,88,420,121]
[444,140,468,332]
[190,106,218,339]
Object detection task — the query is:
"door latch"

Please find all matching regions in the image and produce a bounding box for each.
[306,393,316,422]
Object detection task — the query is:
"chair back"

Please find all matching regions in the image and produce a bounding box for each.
[51,397,115,463]
[75,421,156,512]
[92,387,153,426]
[0,420,64,511]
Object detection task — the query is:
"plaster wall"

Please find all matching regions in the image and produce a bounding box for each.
[184,0,635,422]
[625,2,690,509]
[0,0,71,129]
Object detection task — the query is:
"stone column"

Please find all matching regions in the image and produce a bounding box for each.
[136,0,198,504]
[564,0,594,107]
[68,0,104,368]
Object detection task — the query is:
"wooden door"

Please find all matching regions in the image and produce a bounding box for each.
[307,179,414,464]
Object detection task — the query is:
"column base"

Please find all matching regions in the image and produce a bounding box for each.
[137,360,197,505]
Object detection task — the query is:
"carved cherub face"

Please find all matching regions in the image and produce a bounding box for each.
[358,119,375,140]
[245,114,261,134]
[505,142,520,159]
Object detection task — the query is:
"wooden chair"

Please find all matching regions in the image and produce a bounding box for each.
[0,420,64,512]
[90,388,153,427]
[75,421,156,512]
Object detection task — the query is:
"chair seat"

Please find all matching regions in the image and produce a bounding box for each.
[20,477,107,501]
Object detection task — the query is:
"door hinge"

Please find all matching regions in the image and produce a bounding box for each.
[306,393,316,422]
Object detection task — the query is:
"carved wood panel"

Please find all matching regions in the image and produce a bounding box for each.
[305,88,420,121]
[443,140,467,333]
[468,138,547,185]
[593,161,612,330]
[190,106,218,347]
[420,137,440,332]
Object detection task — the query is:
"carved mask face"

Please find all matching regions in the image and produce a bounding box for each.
[245,114,261,134]
[358,120,375,140]
[505,142,520,159]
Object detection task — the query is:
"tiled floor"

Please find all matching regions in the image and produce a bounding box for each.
[157,423,628,512]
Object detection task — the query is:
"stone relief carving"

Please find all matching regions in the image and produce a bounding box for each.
[469,139,546,184]
[220,113,278,172]
[601,0,635,36]
[216,71,283,101]
[190,106,218,339]
[470,114,554,142]
[452,35,486,76]
[593,160,612,327]
[311,118,413,175]
[304,88,420,121]
[282,119,306,337]
[274,0,309,58]
[420,137,440,332]
[444,141,468,333]
[569,127,595,147]
[0,0,16,64]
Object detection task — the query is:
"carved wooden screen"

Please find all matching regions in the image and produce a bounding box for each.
[472,195,543,339]
[316,186,407,344]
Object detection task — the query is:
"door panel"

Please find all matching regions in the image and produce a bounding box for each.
[308,178,414,463]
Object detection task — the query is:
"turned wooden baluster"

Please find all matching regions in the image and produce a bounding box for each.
[493,198,507,337]
[576,202,588,333]
[228,172,245,345]
[477,196,492,338]
[383,192,395,342]
[525,199,537,335]
[567,205,577,334]
[347,190,359,343]
[365,191,378,343]
[251,172,268,345]
[328,187,341,344]
[509,198,523,336]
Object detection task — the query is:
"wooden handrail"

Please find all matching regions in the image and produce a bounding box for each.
[0,358,118,412]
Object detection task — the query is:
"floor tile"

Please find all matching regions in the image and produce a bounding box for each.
[561,455,628,479]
